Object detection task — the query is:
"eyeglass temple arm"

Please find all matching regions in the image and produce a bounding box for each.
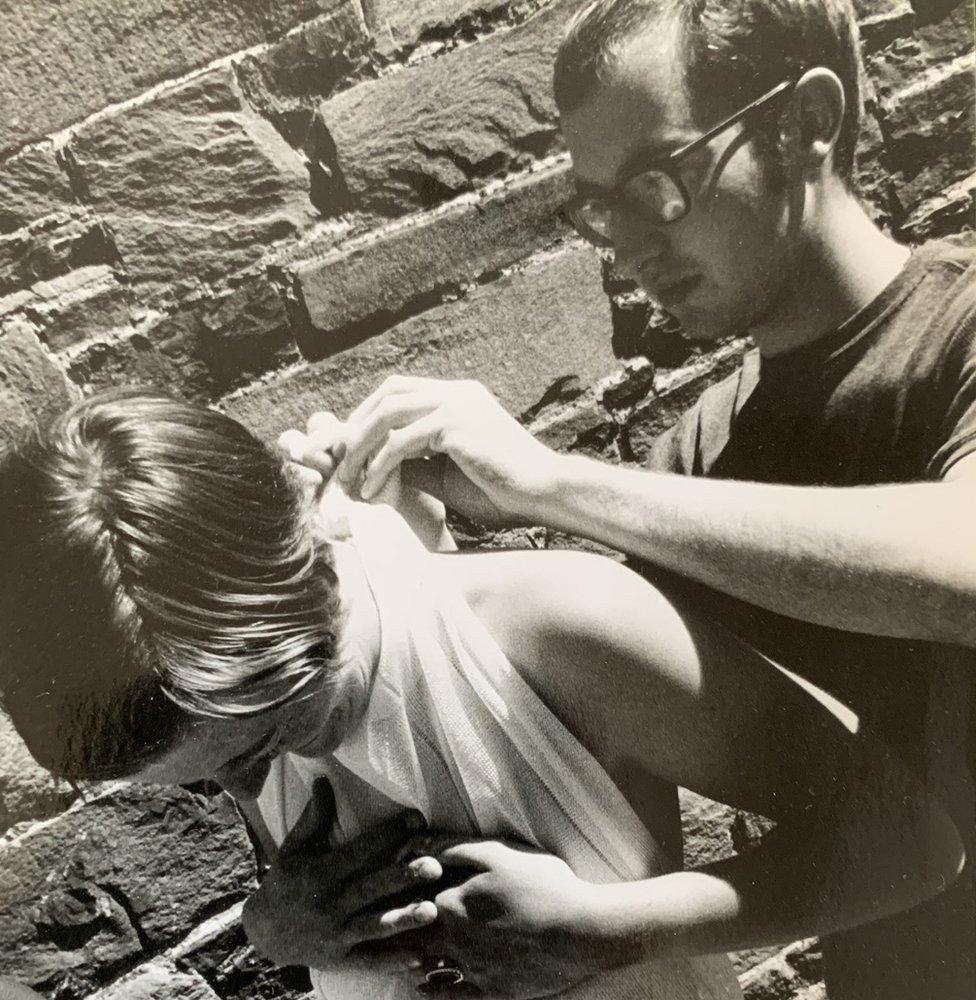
[667,79,798,163]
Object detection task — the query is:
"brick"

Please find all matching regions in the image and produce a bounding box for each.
[226,244,615,439]
[0,213,119,299]
[289,159,574,352]
[363,0,520,53]
[0,785,256,994]
[65,65,316,304]
[0,714,80,835]
[0,265,136,353]
[0,0,334,156]
[184,922,313,999]
[68,278,298,401]
[317,0,572,221]
[233,4,372,132]
[858,3,915,54]
[0,146,75,236]
[899,170,976,241]
[0,316,79,449]
[879,54,975,218]
[624,345,749,463]
[739,941,822,1000]
[91,960,220,1000]
[680,788,737,869]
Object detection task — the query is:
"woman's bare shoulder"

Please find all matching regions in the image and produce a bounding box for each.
[432,548,658,668]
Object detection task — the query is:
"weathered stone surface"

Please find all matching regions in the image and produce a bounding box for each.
[858,3,916,54]
[185,922,313,1000]
[0,266,135,352]
[0,715,80,835]
[318,0,571,220]
[68,278,297,401]
[0,316,79,449]
[234,4,372,135]
[91,959,220,1000]
[226,245,615,438]
[363,0,522,54]
[65,66,316,304]
[0,0,333,156]
[624,344,749,462]
[680,788,737,869]
[0,146,75,236]
[899,170,975,241]
[0,213,119,299]
[289,159,574,352]
[878,54,975,218]
[739,940,822,1000]
[0,785,255,994]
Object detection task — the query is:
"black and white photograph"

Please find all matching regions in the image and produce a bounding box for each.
[0,1,973,998]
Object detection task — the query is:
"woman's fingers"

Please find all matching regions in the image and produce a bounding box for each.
[336,856,443,920]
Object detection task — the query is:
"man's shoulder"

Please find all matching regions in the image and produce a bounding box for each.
[910,233,976,298]
[913,232,976,272]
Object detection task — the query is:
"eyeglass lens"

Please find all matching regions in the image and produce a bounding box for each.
[572,169,687,243]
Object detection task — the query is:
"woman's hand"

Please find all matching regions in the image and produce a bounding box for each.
[366,838,623,998]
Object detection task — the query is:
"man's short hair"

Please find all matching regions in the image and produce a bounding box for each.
[554,0,864,185]
[0,391,341,780]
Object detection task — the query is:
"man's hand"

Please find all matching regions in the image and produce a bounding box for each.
[336,376,562,528]
[242,779,439,971]
[280,409,456,550]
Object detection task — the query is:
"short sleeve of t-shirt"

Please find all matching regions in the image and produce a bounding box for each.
[928,277,976,480]
[643,355,758,476]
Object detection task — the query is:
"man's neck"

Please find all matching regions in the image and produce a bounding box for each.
[751,186,911,358]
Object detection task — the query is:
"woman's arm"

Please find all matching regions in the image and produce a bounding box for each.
[449,549,965,954]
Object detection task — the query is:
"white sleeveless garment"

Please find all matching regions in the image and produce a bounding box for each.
[256,501,741,1000]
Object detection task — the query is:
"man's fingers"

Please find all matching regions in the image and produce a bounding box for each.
[336,856,443,919]
[347,375,439,425]
[342,899,438,948]
[338,811,428,873]
[360,413,445,501]
[338,394,437,492]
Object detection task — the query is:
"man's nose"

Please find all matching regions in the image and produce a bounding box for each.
[609,209,667,281]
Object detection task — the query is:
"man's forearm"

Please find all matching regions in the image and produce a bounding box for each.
[533,455,976,646]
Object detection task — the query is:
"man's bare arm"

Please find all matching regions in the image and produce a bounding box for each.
[335,376,976,648]
[535,450,976,646]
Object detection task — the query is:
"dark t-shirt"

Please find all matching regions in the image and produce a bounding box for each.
[641,235,976,797]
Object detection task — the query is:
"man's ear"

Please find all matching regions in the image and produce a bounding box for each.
[788,67,846,175]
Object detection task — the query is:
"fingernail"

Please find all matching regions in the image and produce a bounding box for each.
[360,478,376,500]
[408,857,439,881]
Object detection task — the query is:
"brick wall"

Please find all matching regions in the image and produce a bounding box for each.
[0,1,973,997]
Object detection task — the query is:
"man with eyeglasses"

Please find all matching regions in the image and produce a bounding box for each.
[251,0,975,997]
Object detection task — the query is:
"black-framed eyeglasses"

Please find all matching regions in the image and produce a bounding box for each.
[563,78,797,247]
